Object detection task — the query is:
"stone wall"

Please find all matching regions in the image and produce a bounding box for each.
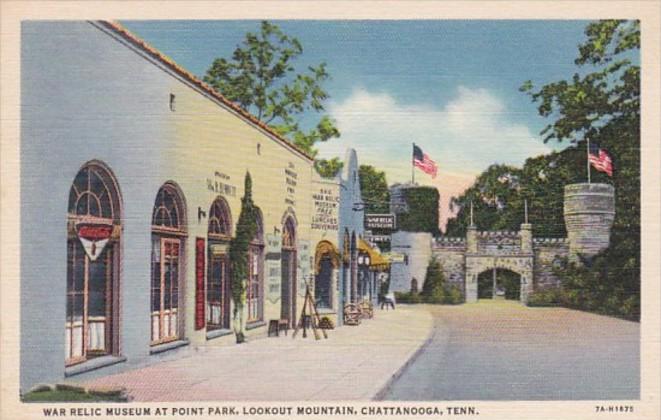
[533,238,569,290]
[564,183,615,259]
[432,237,466,294]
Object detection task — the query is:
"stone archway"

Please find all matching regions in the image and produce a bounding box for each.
[313,241,340,310]
[477,268,522,300]
[465,255,533,304]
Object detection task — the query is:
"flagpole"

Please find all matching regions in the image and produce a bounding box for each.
[586,137,591,184]
[411,142,415,185]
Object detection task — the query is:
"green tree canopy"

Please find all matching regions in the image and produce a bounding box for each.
[396,186,440,235]
[359,165,390,214]
[204,21,340,157]
[522,20,640,320]
[314,157,343,178]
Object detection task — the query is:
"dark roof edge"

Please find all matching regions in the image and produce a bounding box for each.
[95,20,315,162]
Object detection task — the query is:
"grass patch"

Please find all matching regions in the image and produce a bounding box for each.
[23,389,127,402]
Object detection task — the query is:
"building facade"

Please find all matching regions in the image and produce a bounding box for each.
[20,21,373,392]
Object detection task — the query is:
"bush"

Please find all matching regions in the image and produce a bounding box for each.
[421,257,445,301]
[394,291,422,303]
[551,238,640,321]
[443,285,463,304]
[395,258,465,305]
[527,287,565,307]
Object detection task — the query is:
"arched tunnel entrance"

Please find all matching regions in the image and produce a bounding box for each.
[477,268,521,300]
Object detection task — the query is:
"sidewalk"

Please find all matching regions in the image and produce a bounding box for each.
[82,306,432,401]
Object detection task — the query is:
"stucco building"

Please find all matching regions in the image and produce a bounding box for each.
[20,21,375,392]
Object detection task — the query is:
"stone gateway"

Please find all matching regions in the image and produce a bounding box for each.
[390,182,615,303]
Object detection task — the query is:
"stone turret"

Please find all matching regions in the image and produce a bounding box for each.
[563,183,615,260]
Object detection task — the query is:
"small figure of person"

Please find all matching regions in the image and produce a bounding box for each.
[381,291,396,310]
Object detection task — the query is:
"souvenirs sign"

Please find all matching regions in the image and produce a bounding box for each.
[311,187,339,231]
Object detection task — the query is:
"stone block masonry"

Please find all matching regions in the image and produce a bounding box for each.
[564,183,615,259]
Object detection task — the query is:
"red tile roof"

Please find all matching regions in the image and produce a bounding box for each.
[98,20,314,162]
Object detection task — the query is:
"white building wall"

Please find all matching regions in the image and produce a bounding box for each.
[20,21,315,391]
[389,232,432,293]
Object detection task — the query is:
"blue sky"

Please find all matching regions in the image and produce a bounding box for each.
[121,20,597,223]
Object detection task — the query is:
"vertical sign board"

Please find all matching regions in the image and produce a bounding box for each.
[265,233,282,304]
[195,237,205,330]
[297,240,311,297]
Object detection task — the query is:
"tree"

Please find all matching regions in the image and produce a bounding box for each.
[204,21,340,156]
[358,165,390,214]
[445,164,523,236]
[445,149,589,238]
[521,20,640,320]
[396,186,440,235]
[314,157,343,178]
[229,172,260,343]
[421,258,446,303]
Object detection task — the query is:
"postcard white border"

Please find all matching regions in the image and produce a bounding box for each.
[1,1,659,419]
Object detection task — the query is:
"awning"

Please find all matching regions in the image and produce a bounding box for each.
[358,238,390,271]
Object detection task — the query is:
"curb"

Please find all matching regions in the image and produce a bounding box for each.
[371,313,436,401]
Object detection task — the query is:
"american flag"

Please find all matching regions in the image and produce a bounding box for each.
[413,144,438,179]
[588,143,613,177]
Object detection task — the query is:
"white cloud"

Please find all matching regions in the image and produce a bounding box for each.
[317,86,551,183]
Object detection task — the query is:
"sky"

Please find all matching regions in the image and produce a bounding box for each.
[121,20,593,228]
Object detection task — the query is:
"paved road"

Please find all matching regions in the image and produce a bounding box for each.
[382,300,639,400]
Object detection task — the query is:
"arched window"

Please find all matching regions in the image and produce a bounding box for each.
[68,163,121,221]
[66,161,121,366]
[150,183,187,345]
[208,197,232,238]
[152,185,184,230]
[247,210,264,322]
[207,196,232,331]
[282,216,296,249]
[280,215,297,327]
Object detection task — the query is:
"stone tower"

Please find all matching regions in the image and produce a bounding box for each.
[563,183,615,260]
[388,183,438,293]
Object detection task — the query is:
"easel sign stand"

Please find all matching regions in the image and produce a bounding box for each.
[292,280,328,340]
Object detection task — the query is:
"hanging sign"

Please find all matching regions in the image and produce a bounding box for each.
[76,223,113,261]
[364,214,396,230]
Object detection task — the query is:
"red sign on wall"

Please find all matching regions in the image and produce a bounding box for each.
[195,237,206,330]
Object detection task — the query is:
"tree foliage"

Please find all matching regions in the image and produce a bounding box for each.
[204,21,339,156]
[358,165,390,214]
[314,157,343,178]
[445,146,603,238]
[419,258,463,304]
[523,19,640,320]
[229,172,260,342]
[396,186,440,235]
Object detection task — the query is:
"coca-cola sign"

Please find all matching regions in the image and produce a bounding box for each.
[76,223,113,261]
